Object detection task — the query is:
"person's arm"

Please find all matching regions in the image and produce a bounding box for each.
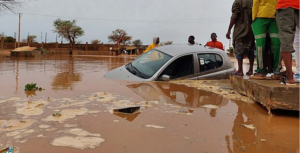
[221,43,224,51]
[144,44,153,53]
[205,42,209,47]
[226,0,240,39]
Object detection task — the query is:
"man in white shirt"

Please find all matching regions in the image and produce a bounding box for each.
[188,35,199,45]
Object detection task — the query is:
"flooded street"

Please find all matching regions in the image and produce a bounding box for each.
[0,55,298,153]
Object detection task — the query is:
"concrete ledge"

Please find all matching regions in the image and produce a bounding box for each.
[230,75,299,112]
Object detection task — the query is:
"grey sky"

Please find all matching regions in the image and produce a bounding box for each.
[0,0,234,48]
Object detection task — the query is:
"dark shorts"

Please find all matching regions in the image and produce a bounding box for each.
[276,7,299,52]
[234,40,255,60]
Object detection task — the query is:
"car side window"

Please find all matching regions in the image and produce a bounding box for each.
[160,54,194,79]
[198,53,223,72]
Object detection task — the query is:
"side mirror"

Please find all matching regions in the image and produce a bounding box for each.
[161,75,170,81]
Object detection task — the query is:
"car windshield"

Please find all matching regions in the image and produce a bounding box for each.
[126,49,172,79]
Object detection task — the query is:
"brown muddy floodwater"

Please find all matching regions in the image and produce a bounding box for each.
[0,55,299,153]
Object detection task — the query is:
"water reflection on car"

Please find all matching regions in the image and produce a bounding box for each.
[127,82,228,117]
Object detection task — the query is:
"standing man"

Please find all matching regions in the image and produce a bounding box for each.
[251,0,281,79]
[206,33,224,51]
[226,0,255,76]
[188,35,199,45]
[276,0,299,85]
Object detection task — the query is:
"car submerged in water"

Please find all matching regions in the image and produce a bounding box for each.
[104,45,234,81]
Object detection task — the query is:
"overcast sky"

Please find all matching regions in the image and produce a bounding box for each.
[0,0,234,48]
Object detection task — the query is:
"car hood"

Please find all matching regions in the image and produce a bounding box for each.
[104,65,146,81]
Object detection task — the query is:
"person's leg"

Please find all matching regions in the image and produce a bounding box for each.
[269,19,281,79]
[246,41,255,75]
[264,33,273,74]
[294,26,300,74]
[234,40,245,76]
[276,8,296,84]
[293,15,300,82]
[252,18,268,77]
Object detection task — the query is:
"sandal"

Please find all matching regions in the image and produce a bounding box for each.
[246,71,253,76]
[271,74,282,80]
[250,73,267,80]
[279,78,296,85]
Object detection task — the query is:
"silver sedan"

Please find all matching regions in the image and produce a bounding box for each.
[104,45,234,81]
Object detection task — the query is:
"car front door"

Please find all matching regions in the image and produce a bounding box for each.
[156,53,199,81]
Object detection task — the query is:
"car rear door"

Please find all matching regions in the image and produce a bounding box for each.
[196,52,229,79]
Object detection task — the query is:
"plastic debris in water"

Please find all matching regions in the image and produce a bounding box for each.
[201,105,219,109]
[241,124,256,130]
[145,125,165,129]
[3,124,12,128]
[53,113,62,117]
[0,147,14,153]
[260,139,266,142]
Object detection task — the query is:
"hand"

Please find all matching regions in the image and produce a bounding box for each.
[226,31,231,39]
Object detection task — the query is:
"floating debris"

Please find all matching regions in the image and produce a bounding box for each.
[39,125,50,129]
[201,105,219,109]
[37,134,44,138]
[145,125,165,129]
[52,113,62,117]
[113,106,140,115]
[241,124,256,130]
[64,124,77,128]
[3,125,12,129]
[35,103,44,108]
[113,120,120,123]
[260,139,267,142]
[0,119,36,132]
[44,108,88,122]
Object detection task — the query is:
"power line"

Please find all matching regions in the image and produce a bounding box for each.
[22,13,229,23]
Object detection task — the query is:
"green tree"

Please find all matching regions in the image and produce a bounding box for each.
[108,29,132,45]
[91,39,101,45]
[227,47,234,53]
[53,18,84,50]
[4,36,15,42]
[0,0,28,14]
[27,35,37,43]
[132,39,143,48]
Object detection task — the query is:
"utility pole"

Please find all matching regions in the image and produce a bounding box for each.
[56,34,57,43]
[18,13,22,48]
[45,32,47,43]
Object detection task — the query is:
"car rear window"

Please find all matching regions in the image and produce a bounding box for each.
[197,53,223,72]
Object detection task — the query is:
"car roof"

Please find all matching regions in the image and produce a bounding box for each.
[155,44,226,56]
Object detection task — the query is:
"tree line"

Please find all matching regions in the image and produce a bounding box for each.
[1,18,173,49]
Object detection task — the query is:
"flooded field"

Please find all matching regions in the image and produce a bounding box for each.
[0,55,299,153]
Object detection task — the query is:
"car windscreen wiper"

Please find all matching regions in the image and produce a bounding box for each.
[130,63,146,79]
